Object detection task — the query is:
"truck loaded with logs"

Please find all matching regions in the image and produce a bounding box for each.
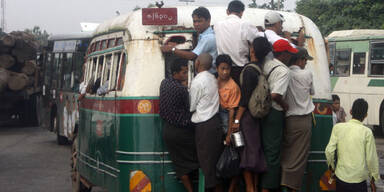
[0,31,40,126]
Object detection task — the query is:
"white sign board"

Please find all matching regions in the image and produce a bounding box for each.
[53,40,77,52]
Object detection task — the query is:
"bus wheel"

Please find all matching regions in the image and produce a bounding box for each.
[71,136,91,192]
[381,110,384,136]
[56,117,68,145]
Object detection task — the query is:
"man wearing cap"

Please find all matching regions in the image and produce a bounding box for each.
[281,47,315,192]
[214,0,260,85]
[264,11,304,48]
[260,39,298,192]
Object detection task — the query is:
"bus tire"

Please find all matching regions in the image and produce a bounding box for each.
[71,136,92,192]
[56,116,68,145]
[380,105,384,136]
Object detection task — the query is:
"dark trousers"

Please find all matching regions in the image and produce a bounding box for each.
[336,177,367,192]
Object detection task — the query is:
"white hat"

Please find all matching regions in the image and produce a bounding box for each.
[265,11,285,25]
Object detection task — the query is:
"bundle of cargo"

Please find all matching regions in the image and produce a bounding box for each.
[0,31,40,126]
[0,31,40,94]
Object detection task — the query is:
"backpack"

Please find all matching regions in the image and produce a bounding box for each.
[240,63,278,118]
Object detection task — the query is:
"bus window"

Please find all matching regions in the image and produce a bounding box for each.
[101,55,112,86]
[369,42,384,75]
[44,53,53,85]
[107,39,115,48]
[117,53,126,90]
[335,49,351,76]
[352,52,366,75]
[101,40,107,50]
[116,38,123,46]
[96,56,104,80]
[110,52,121,90]
[62,53,73,90]
[95,41,101,51]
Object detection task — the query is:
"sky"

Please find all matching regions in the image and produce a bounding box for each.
[5,0,297,34]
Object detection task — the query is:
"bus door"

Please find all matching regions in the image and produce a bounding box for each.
[160,29,197,190]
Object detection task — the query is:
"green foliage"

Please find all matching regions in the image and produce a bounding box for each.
[24,26,49,47]
[295,0,384,36]
[248,0,285,10]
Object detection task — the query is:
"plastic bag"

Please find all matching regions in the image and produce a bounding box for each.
[216,145,241,178]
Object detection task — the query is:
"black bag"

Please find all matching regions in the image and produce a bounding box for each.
[216,145,241,178]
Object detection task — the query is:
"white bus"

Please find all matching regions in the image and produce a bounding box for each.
[328,29,384,134]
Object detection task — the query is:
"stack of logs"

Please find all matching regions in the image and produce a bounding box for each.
[0,31,40,93]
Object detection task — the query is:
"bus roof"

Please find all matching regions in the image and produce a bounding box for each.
[327,29,384,41]
[48,32,93,41]
[93,6,331,100]
[94,6,316,39]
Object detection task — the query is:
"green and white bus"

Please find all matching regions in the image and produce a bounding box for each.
[73,6,334,192]
[38,32,92,144]
[328,29,384,134]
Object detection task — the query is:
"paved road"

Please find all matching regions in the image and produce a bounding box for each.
[0,126,71,192]
[0,126,382,192]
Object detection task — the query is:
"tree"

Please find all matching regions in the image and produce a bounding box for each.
[248,0,285,10]
[24,26,49,47]
[296,0,384,36]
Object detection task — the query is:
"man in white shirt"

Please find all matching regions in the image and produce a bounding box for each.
[264,11,304,48]
[214,0,259,85]
[189,53,223,191]
[281,47,315,192]
[260,39,298,192]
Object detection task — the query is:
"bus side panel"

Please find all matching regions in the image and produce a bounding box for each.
[117,115,165,192]
[78,102,119,192]
[302,101,334,192]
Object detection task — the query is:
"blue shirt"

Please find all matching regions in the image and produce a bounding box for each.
[192,27,218,73]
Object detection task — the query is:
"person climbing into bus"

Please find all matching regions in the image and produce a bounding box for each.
[260,39,298,192]
[161,7,217,73]
[216,54,241,192]
[331,94,346,125]
[190,53,223,192]
[214,0,259,85]
[281,47,315,192]
[264,11,304,48]
[159,58,199,192]
[325,98,379,192]
[233,37,271,192]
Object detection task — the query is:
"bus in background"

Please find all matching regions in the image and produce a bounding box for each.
[72,6,334,192]
[328,29,384,134]
[37,32,92,145]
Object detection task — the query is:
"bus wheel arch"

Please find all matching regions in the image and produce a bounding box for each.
[379,100,384,135]
[71,135,92,192]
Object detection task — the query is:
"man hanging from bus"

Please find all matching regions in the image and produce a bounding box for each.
[190,53,223,192]
[264,11,304,48]
[325,98,379,192]
[214,0,259,85]
[159,58,199,192]
[261,39,298,192]
[281,47,315,192]
[161,7,217,73]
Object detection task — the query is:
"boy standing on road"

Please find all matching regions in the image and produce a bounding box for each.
[325,98,380,192]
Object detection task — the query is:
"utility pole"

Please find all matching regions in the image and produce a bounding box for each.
[271,0,274,10]
[1,0,5,32]
[277,0,281,10]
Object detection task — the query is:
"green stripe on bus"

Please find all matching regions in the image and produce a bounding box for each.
[330,77,339,91]
[80,108,160,117]
[368,79,384,87]
[87,45,124,57]
[84,96,159,100]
